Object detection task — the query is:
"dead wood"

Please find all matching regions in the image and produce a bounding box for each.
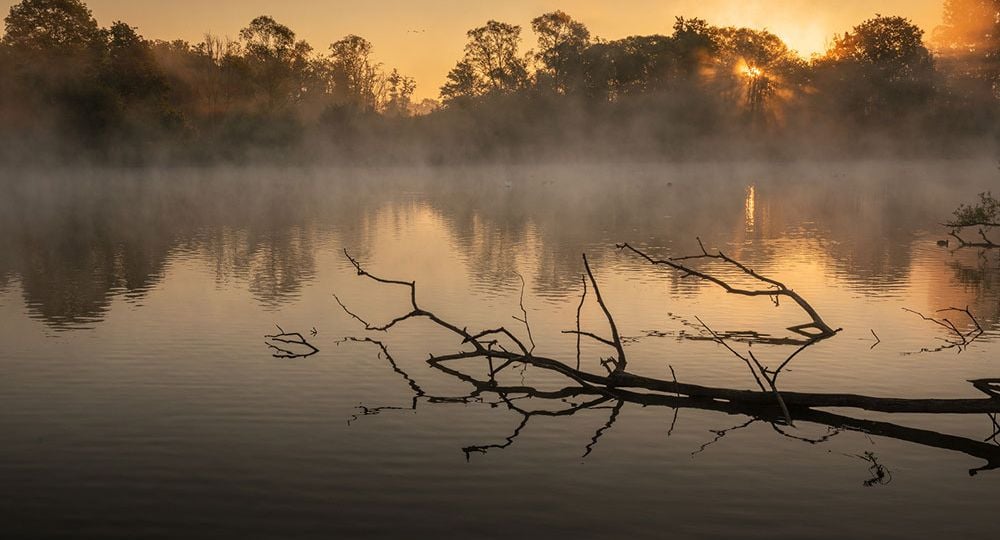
[903,306,984,354]
[617,240,840,338]
[265,325,319,358]
[336,248,1000,474]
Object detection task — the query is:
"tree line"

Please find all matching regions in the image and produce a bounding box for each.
[0,0,997,164]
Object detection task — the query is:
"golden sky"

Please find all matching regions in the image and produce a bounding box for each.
[1,0,945,99]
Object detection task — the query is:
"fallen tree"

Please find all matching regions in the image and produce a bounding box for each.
[336,244,1000,475]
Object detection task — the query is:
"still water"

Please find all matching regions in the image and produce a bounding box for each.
[1,161,999,539]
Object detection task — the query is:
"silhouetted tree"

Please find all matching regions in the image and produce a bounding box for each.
[441,20,529,104]
[103,22,166,100]
[2,0,116,147]
[814,15,936,121]
[531,11,590,94]
[670,17,721,78]
[328,35,384,112]
[577,18,723,102]
[1,0,999,162]
[383,69,416,117]
[440,60,478,104]
[716,27,807,123]
[3,0,100,53]
[238,15,313,109]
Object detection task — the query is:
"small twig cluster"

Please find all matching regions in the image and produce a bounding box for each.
[265,325,319,358]
[903,306,985,354]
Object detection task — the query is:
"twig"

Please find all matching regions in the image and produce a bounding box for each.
[575,274,587,371]
[749,348,793,426]
[697,316,767,392]
[870,329,881,350]
[265,324,319,358]
[583,254,628,372]
[903,306,984,354]
[948,227,998,249]
[512,272,536,355]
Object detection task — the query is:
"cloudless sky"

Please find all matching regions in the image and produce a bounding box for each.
[0,1,945,99]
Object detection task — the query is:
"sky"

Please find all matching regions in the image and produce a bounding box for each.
[0,1,946,99]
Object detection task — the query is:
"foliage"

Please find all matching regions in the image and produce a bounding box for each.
[812,15,937,120]
[441,20,529,103]
[2,0,100,53]
[0,0,998,163]
[934,0,1000,100]
[950,192,1000,227]
[383,69,417,117]
[531,11,590,94]
[936,0,1000,55]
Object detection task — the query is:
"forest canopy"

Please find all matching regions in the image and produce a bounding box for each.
[0,0,998,164]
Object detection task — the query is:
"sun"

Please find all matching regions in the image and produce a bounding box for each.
[740,64,765,78]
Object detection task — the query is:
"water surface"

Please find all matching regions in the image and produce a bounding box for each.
[1,161,999,539]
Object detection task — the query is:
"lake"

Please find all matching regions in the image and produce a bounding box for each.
[1,160,998,539]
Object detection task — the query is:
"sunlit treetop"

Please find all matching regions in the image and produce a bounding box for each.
[933,0,1000,53]
[824,15,933,70]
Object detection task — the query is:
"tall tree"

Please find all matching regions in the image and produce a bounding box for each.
[239,15,295,60]
[440,20,529,103]
[934,0,999,98]
[382,69,416,117]
[2,0,101,53]
[328,34,384,112]
[716,27,807,121]
[935,0,1000,54]
[670,17,720,78]
[103,22,166,100]
[440,60,479,104]
[2,0,112,143]
[816,15,936,119]
[237,15,313,109]
[531,11,590,93]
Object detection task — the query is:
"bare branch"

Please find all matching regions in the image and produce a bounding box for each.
[618,241,838,337]
[903,306,985,354]
[583,253,628,372]
[948,228,998,249]
[696,316,767,392]
[265,325,319,358]
[344,249,418,309]
[561,330,617,348]
[748,348,793,426]
[512,272,536,354]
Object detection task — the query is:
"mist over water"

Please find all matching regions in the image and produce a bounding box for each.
[1,161,999,538]
[3,0,1000,537]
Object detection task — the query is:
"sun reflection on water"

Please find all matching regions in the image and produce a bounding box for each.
[745,184,757,233]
